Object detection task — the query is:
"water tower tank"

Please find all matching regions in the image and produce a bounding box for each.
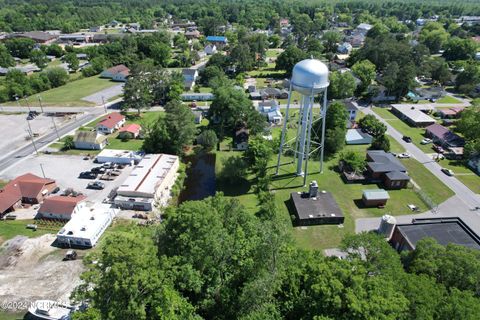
[291,59,329,95]
[378,215,397,239]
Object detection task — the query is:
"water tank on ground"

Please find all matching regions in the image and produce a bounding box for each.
[378,215,396,239]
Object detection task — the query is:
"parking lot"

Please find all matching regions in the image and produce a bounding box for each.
[0,113,76,158]
[0,154,134,204]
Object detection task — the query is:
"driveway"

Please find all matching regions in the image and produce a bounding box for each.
[356,103,480,210]
[82,83,124,105]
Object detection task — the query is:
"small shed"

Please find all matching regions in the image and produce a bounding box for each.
[362,189,390,207]
[345,129,373,145]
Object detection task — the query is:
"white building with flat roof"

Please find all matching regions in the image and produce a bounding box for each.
[96,149,143,165]
[56,204,117,248]
[115,154,179,211]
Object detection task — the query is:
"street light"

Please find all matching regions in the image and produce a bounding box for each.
[26,118,39,155]
[25,96,31,112]
[37,95,44,113]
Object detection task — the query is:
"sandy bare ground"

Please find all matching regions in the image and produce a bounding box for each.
[0,235,84,311]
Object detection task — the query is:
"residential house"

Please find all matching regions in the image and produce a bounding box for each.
[127,23,141,31]
[425,123,465,148]
[468,154,480,175]
[73,131,108,150]
[349,34,365,48]
[258,100,283,125]
[100,64,130,81]
[58,34,92,43]
[185,30,200,39]
[182,68,199,91]
[180,92,214,101]
[345,129,373,145]
[89,26,103,32]
[37,195,87,220]
[206,36,228,49]
[366,150,410,189]
[344,99,358,126]
[0,173,57,217]
[118,124,141,139]
[17,31,58,44]
[391,104,436,127]
[337,42,353,54]
[0,65,40,76]
[204,44,217,55]
[436,107,464,119]
[279,18,290,27]
[96,112,126,134]
[355,23,373,35]
[234,128,249,150]
[251,88,288,100]
[192,111,203,124]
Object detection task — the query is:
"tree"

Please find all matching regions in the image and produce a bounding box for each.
[150,42,171,67]
[322,30,342,54]
[371,134,390,152]
[5,38,36,58]
[229,43,255,72]
[44,67,69,87]
[424,57,452,85]
[382,61,416,99]
[64,52,79,71]
[275,45,308,76]
[438,288,480,320]
[30,50,48,69]
[443,37,477,61]
[456,108,480,156]
[143,100,196,155]
[0,44,14,67]
[352,60,376,93]
[199,65,225,87]
[244,137,274,175]
[358,114,387,137]
[327,71,357,99]
[314,101,348,156]
[44,44,64,57]
[419,22,449,53]
[123,65,155,115]
[71,232,198,319]
[208,82,265,140]
[197,129,218,151]
[455,64,480,94]
[268,35,281,48]
[63,136,74,150]
[339,151,366,174]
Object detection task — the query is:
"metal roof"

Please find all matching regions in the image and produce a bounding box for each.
[362,189,390,200]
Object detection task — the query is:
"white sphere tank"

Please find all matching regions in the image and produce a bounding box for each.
[378,215,397,239]
[291,59,329,95]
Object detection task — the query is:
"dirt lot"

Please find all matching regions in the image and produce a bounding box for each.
[0,154,134,204]
[0,235,84,311]
[0,113,75,158]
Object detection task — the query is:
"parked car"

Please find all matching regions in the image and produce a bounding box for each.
[397,153,411,159]
[433,154,445,160]
[402,136,412,143]
[441,168,454,176]
[79,171,97,179]
[433,145,445,153]
[102,162,114,168]
[65,250,77,260]
[421,138,432,144]
[109,169,122,176]
[87,181,105,190]
[91,166,106,174]
[51,187,60,194]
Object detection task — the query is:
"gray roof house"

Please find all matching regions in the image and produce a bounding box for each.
[366,150,410,189]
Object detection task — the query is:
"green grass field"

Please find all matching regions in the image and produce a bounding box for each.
[438,158,480,194]
[372,107,435,153]
[0,219,54,245]
[12,75,119,107]
[436,95,462,104]
[0,311,26,320]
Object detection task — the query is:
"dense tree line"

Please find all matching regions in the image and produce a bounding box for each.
[72,192,480,319]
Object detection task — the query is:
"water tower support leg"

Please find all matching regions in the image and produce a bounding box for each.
[320,90,328,173]
[275,83,293,175]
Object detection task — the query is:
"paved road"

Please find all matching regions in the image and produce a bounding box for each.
[0,110,104,174]
[358,104,480,209]
[82,83,124,104]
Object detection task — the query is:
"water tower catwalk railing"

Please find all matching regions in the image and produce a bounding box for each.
[275,59,330,187]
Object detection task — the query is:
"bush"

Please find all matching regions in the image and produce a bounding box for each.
[197,130,218,151]
[63,135,75,150]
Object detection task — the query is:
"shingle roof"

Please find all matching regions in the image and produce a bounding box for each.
[20,31,57,42]
[38,195,86,216]
[104,64,129,75]
[425,123,465,147]
[367,150,406,173]
[119,123,141,134]
[96,112,125,129]
[182,68,198,77]
[74,131,107,144]
[385,171,410,181]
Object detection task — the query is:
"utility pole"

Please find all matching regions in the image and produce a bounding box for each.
[39,163,46,178]
[37,95,44,113]
[102,96,107,113]
[26,119,39,155]
[25,96,31,112]
[51,115,60,140]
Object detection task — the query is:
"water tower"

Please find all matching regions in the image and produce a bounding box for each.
[275,59,330,186]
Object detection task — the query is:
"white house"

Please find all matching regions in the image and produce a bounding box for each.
[37,195,87,220]
[100,64,130,82]
[182,68,199,91]
[258,100,283,125]
[345,129,373,145]
[73,131,108,150]
[56,204,118,248]
[204,44,217,55]
[96,112,126,134]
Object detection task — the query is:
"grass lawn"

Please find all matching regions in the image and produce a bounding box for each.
[0,219,54,245]
[12,75,119,107]
[438,158,480,194]
[372,107,434,153]
[436,95,462,104]
[0,311,26,320]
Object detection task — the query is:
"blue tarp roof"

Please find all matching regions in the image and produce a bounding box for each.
[206,36,227,42]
